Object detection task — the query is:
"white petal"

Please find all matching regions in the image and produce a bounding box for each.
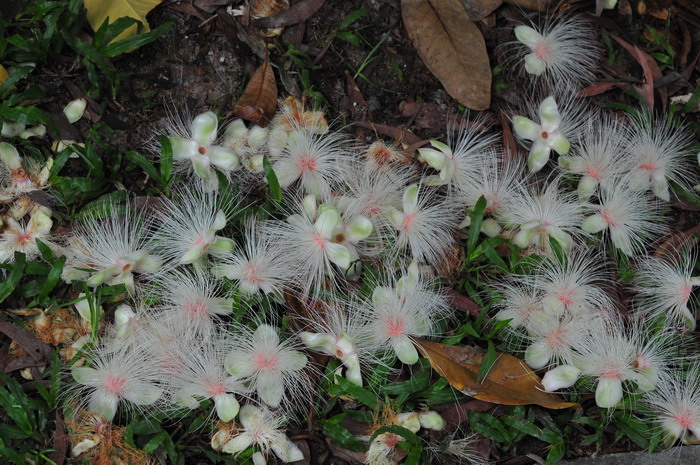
[326,242,351,270]
[541,365,581,391]
[402,184,420,213]
[191,111,218,146]
[271,438,304,463]
[169,137,198,161]
[392,335,418,364]
[538,96,561,132]
[314,208,341,239]
[345,215,373,243]
[222,433,255,455]
[192,156,213,180]
[595,377,623,408]
[524,53,546,76]
[209,146,240,171]
[278,350,307,372]
[257,372,284,407]
[123,382,161,405]
[581,213,608,234]
[89,392,119,421]
[527,139,551,173]
[299,332,336,354]
[225,350,255,377]
[512,116,540,141]
[524,340,552,369]
[418,147,446,170]
[514,25,542,48]
[548,132,570,155]
[253,324,280,347]
[71,367,99,386]
[214,393,240,422]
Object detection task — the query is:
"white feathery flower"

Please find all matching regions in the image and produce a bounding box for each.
[513,14,600,85]
[220,404,303,464]
[634,246,699,330]
[153,268,233,335]
[153,186,237,266]
[0,209,54,263]
[169,336,248,422]
[221,118,269,173]
[384,183,461,269]
[362,264,451,365]
[271,125,353,197]
[581,181,667,257]
[62,204,161,293]
[628,316,675,392]
[164,110,240,190]
[558,114,631,200]
[545,318,638,408]
[491,279,542,330]
[264,195,364,295]
[213,220,294,297]
[497,178,586,255]
[531,247,612,316]
[335,164,412,257]
[70,338,163,422]
[417,119,498,190]
[644,362,700,444]
[225,324,308,409]
[523,309,597,370]
[625,112,696,201]
[513,96,572,173]
[299,300,374,387]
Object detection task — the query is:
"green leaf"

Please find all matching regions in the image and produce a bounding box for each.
[263,155,281,207]
[322,417,367,452]
[467,196,486,257]
[469,412,510,443]
[36,255,65,303]
[102,22,173,57]
[476,340,497,383]
[125,150,162,184]
[159,135,173,186]
[329,376,378,409]
[0,253,26,303]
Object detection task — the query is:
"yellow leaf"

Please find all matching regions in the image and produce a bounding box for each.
[84,0,162,43]
[0,65,8,85]
[418,339,579,410]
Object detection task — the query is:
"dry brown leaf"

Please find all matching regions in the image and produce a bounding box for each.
[401,0,491,110]
[460,0,502,21]
[233,56,278,127]
[417,340,578,409]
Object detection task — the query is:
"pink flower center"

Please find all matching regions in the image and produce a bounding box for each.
[585,166,601,180]
[205,378,225,396]
[311,233,326,250]
[16,233,32,246]
[11,168,29,184]
[103,375,127,396]
[639,163,657,172]
[547,328,567,348]
[673,412,694,429]
[601,209,617,227]
[384,433,401,448]
[599,369,622,379]
[535,42,553,61]
[679,282,692,303]
[244,263,263,284]
[194,236,206,245]
[198,146,208,155]
[184,300,208,318]
[253,351,278,372]
[295,154,316,173]
[554,289,574,308]
[540,131,549,140]
[402,214,415,232]
[384,316,406,337]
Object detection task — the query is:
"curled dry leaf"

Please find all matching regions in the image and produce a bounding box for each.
[233,55,278,127]
[401,0,491,110]
[417,339,578,409]
[502,0,552,11]
[252,0,326,28]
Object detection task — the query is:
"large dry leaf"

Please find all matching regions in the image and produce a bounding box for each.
[460,0,502,21]
[84,0,162,42]
[401,0,491,110]
[233,56,278,127]
[502,0,552,11]
[0,64,8,85]
[418,340,578,409]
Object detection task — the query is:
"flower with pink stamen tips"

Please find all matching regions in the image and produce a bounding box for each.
[225,324,308,409]
[625,111,696,201]
[169,336,248,422]
[497,177,586,256]
[220,404,303,464]
[0,142,53,208]
[491,275,542,330]
[153,185,237,267]
[581,180,667,257]
[153,268,233,335]
[532,247,612,316]
[384,183,461,269]
[70,338,163,422]
[161,109,240,191]
[644,362,700,444]
[364,140,406,169]
[417,117,498,191]
[512,15,600,85]
[213,220,294,297]
[558,115,630,200]
[0,209,55,263]
[271,124,353,197]
[62,203,162,294]
[634,245,700,330]
[361,266,451,365]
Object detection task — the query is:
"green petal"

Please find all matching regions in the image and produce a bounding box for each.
[191,111,218,146]
[512,116,540,141]
[514,25,541,48]
[538,96,561,131]
[524,53,546,76]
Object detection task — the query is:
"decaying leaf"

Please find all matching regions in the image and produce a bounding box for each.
[460,0,503,21]
[0,64,8,85]
[233,56,278,127]
[252,0,326,28]
[84,0,163,42]
[418,339,578,409]
[502,0,552,11]
[401,0,491,110]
